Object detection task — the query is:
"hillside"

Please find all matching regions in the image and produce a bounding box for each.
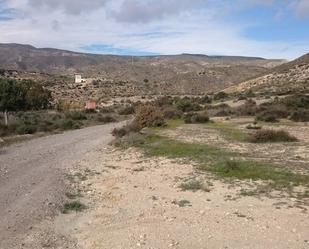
[226,53,309,94]
[0,43,286,98]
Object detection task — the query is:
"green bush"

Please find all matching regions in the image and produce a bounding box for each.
[256,114,278,122]
[118,105,135,115]
[65,111,87,120]
[289,110,309,122]
[184,112,210,124]
[175,99,201,112]
[163,106,183,119]
[16,124,37,135]
[97,115,116,123]
[61,119,81,130]
[214,91,228,101]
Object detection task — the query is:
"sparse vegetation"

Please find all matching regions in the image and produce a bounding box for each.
[172,199,191,207]
[206,121,249,142]
[249,129,298,143]
[131,105,165,131]
[62,201,86,213]
[184,112,210,124]
[210,160,308,188]
[175,99,202,112]
[179,179,210,192]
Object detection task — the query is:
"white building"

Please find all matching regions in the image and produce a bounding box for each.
[75,74,83,83]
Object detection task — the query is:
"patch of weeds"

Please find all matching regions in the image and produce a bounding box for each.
[179,179,210,192]
[62,201,86,213]
[206,122,249,142]
[130,134,308,192]
[65,191,82,199]
[137,135,234,163]
[151,195,158,201]
[172,199,191,207]
[240,189,257,196]
[210,160,309,189]
[149,118,184,132]
[132,166,145,172]
[65,172,87,182]
[112,132,146,149]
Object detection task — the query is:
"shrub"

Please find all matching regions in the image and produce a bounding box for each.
[118,105,135,115]
[16,123,37,135]
[131,105,165,131]
[289,110,309,122]
[184,112,210,124]
[256,112,279,123]
[162,106,183,119]
[198,95,212,104]
[112,125,132,138]
[282,94,309,109]
[99,106,115,113]
[236,99,257,116]
[249,129,298,143]
[61,119,81,130]
[155,96,174,107]
[63,201,86,213]
[112,132,145,148]
[208,103,233,117]
[213,91,228,101]
[175,99,202,112]
[97,115,116,123]
[65,111,87,120]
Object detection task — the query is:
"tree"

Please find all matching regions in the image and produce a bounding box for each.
[0,78,26,126]
[0,78,51,126]
[21,80,51,110]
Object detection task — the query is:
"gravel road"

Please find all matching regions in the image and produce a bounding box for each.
[0,123,123,249]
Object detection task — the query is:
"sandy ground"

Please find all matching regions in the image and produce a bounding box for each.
[1,118,308,249]
[49,145,308,248]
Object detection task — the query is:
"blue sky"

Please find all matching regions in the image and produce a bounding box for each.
[0,0,308,59]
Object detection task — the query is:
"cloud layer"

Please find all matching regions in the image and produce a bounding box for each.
[0,0,308,59]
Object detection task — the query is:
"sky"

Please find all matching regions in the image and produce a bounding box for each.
[0,0,308,59]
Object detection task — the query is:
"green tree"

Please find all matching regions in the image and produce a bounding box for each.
[0,78,51,126]
[21,80,51,110]
[0,78,26,126]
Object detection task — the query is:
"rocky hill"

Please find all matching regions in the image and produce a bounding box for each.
[226,53,309,94]
[0,43,286,98]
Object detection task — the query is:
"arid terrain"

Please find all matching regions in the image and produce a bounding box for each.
[0,44,309,249]
[2,116,308,249]
[0,43,286,99]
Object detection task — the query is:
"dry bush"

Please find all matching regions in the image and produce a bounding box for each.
[131,105,165,131]
[112,125,132,138]
[184,112,210,124]
[117,105,135,115]
[289,110,309,122]
[249,129,298,143]
[162,106,183,119]
[236,99,257,116]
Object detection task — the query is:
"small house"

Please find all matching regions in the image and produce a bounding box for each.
[85,101,96,110]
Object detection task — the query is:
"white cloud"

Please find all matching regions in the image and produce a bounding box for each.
[295,0,309,17]
[27,0,108,15]
[0,0,308,60]
[111,0,204,23]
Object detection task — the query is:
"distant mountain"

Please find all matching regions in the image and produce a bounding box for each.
[0,43,286,97]
[226,53,309,94]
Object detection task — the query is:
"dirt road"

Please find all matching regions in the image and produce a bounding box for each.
[0,123,123,249]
